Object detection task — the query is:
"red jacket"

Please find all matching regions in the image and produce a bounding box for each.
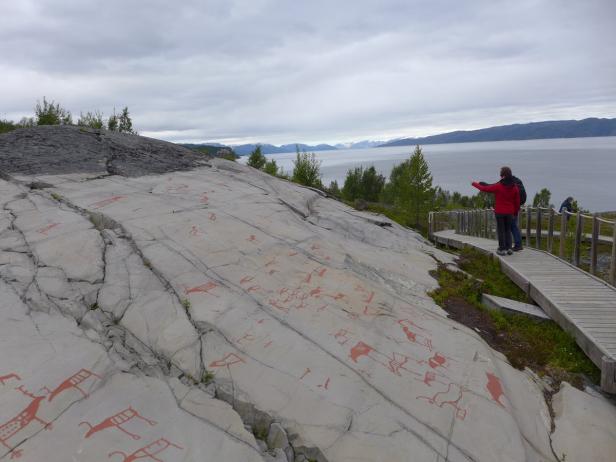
[472,181,520,215]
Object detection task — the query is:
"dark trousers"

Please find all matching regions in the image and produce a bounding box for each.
[495,214,513,251]
[511,214,522,247]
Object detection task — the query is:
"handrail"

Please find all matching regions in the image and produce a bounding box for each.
[428,206,616,286]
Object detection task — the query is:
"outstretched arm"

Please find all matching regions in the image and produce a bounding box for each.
[471,181,498,192]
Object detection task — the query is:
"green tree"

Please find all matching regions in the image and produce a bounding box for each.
[532,188,552,208]
[342,167,363,202]
[77,110,105,129]
[247,145,267,169]
[263,158,279,175]
[361,166,385,202]
[291,147,322,188]
[328,180,341,197]
[35,97,72,125]
[118,106,135,134]
[107,109,119,131]
[342,165,385,202]
[383,145,434,228]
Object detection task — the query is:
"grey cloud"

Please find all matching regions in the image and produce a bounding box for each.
[1,0,614,144]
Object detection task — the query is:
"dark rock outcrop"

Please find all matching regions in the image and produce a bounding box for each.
[0,125,209,177]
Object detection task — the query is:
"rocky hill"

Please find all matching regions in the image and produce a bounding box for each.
[0,126,614,461]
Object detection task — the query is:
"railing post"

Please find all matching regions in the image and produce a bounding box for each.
[536,208,542,249]
[547,208,555,254]
[590,213,599,275]
[483,209,489,238]
[573,212,583,267]
[526,206,532,247]
[428,212,433,240]
[610,222,616,286]
[559,211,567,259]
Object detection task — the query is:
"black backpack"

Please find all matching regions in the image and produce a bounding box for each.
[513,176,526,205]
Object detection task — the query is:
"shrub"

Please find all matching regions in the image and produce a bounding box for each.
[263,158,279,175]
[35,97,72,125]
[247,145,267,169]
[0,119,16,134]
[292,146,322,188]
[77,111,105,129]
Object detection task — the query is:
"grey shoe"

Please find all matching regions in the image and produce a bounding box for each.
[507,249,513,255]
[496,249,507,256]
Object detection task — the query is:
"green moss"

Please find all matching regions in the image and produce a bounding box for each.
[50,192,62,201]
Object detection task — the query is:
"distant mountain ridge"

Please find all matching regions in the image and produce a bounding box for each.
[335,140,385,150]
[232,143,337,156]
[380,117,616,147]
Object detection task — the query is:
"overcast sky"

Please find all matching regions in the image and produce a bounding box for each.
[1,0,615,145]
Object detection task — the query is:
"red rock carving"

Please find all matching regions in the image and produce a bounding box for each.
[200,193,209,203]
[318,378,331,390]
[37,223,60,235]
[108,438,183,462]
[386,353,409,376]
[209,353,245,368]
[417,383,467,420]
[189,225,203,237]
[398,319,433,351]
[485,372,506,407]
[247,235,257,242]
[90,195,126,209]
[240,276,254,285]
[183,282,218,297]
[165,184,188,193]
[1,387,51,458]
[48,369,102,402]
[350,342,374,363]
[80,407,157,440]
[300,368,311,380]
[428,353,447,369]
[0,374,20,385]
[288,251,298,256]
[209,212,217,221]
[333,328,352,345]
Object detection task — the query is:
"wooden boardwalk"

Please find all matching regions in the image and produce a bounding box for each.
[432,229,616,393]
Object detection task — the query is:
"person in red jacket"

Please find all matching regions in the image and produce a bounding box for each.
[472,166,520,255]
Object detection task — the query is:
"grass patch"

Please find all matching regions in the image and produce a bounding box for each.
[429,247,600,386]
[201,370,215,385]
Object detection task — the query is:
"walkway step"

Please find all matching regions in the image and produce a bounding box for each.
[481,293,550,320]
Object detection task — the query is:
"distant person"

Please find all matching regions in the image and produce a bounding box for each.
[472,166,520,256]
[510,173,526,251]
[559,196,574,221]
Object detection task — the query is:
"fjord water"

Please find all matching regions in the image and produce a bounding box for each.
[261,136,616,212]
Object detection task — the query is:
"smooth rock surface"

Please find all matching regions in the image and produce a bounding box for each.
[1,127,614,461]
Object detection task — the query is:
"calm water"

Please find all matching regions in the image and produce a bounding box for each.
[242,137,616,212]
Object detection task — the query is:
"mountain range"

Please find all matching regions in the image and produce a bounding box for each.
[379,117,616,147]
[182,117,616,155]
[231,143,337,156]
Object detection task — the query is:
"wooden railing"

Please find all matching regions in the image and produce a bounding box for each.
[428,207,616,285]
